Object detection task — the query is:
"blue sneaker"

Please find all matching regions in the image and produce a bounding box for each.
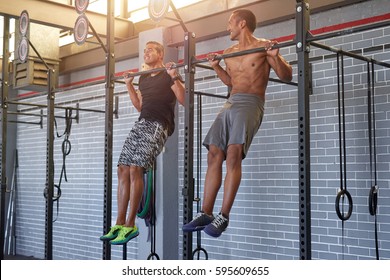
[110,226,139,245]
[204,213,229,237]
[100,225,123,241]
[182,212,214,232]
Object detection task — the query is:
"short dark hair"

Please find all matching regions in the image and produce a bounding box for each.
[232,9,257,33]
[146,41,164,56]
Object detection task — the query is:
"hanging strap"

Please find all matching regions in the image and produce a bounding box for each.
[44,108,73,222]
[334,53,353,259]
[335,52,353,222]
[367,61,379,260]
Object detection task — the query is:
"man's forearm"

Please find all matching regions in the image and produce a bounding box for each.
[126,83,141,112]
[269,54,293,82]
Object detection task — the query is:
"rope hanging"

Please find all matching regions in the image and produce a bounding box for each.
[367,61,380,260]
[334,52,353,259]
[43,108,73,222]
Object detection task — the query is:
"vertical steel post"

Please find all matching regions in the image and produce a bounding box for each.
[296,0,312,260]
[102,0,115,260]
[45,68,55,260]
[183,32,196,260]
[1,16,10,261]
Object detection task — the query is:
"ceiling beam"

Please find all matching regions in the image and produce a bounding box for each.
[0,0,135,39]
[59,38,139,74]
[166,0,368,46]
[4,0,369,75]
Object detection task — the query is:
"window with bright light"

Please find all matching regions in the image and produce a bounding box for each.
[85,0,203,20]
[0,17,16,61]
[58,0,204,46]
[87,0,122,17]
[128,0,202,23]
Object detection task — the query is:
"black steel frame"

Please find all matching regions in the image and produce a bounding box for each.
[2,0,389,261]
[182,32,196,260]
[0,15,11,261]
[296,0,311,260]
[102,0,115,260]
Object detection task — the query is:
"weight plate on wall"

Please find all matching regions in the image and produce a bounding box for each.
[75,0,89,14]
[73,14,89,45]
[148,0,170,22]
[18,37,29,63]
[19,10,30,36]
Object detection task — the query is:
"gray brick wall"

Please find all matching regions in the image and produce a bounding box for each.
[177,0,390,260]
[11,0,390,259]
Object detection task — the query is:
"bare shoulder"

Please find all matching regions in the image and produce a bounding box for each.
[255,38,270,47]
[224,44,239,54]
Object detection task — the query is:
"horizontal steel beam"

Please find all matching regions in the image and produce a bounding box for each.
[0,0,135,39]
[166,0,366,46]
[2,0,369,75]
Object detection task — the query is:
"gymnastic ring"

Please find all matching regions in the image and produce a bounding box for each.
[335,189,353,221]
[147,252,160,260]
[192,247,208,260]
[368,186,378,216]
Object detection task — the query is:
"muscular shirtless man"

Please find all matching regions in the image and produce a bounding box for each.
[183,9,293,237]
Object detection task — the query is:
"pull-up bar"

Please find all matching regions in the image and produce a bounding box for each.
[115,40,298,86]
[192,41,297,64]
[311,41,390,68]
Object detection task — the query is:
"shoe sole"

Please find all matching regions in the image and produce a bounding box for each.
[204,226,226,238]
[100,236,117,241]
[182,225,207,232]
[99,231,121,241]
[110,230,139,245]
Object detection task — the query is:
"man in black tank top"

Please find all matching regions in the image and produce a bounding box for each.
[100,41,185,245]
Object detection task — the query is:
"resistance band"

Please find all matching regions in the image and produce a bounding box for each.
[136,165,160,259]
[43,108,73,222]
[137,170,153,219]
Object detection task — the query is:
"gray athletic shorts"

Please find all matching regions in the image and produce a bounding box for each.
[118,118,168,170]
[203,93,264,159]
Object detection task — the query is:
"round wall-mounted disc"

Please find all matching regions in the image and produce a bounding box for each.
[148,0,170,22]
[73,14,89,45]
[19,10,30,36]
[18,37,29,63]
[75,0,89,14]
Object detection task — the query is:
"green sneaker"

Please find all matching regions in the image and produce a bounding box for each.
[110,226,139,245]
[100,225,123,241]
